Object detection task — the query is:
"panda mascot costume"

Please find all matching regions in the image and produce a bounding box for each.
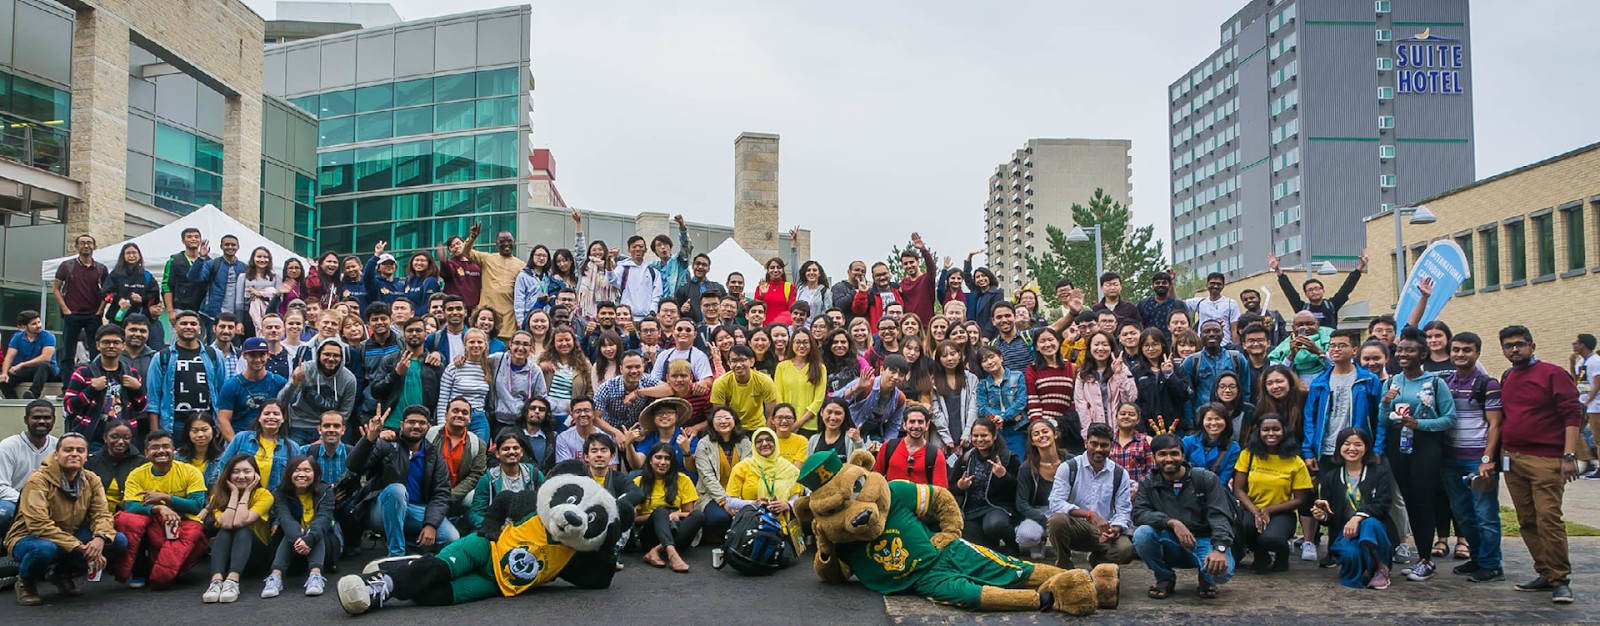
[337,461,628,614]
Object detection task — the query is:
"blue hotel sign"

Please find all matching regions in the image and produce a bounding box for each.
[1395,28,1464,95]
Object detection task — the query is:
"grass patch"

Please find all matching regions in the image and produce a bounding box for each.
[1499,507,1600,537]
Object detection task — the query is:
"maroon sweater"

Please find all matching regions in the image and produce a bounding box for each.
[1499,359,1583,458]
[896,246,938,325]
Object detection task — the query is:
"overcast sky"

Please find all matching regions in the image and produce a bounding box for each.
[246,0,1600,273]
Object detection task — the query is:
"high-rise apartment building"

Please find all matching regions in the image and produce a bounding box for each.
[984,138,1132,293]
[1169,0,1474,279]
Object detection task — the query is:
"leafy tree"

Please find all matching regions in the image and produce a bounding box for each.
[1026,188,1169,310]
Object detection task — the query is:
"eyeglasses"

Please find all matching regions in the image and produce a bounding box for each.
[1216,384,1239,391]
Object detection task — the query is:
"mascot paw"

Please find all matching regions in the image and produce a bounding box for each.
[929,532,959,550]
[1043,570,1098,617]
[1090,563,1119,610]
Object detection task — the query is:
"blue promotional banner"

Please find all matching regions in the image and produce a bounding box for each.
[1394,240,1472,325]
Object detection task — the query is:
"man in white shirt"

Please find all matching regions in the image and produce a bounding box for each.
[651,320,713,392]
[1186,272,1242,346]
[0,400,59,538]
[609,235,663,322]
[1570,334,1600,473]
[1045,423,1136,569]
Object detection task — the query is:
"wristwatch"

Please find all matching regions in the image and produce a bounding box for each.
[1214,545,1228,553]
[1563,453,1578,462]
[1480,455,1494,464]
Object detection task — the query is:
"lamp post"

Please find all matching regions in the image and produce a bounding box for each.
[1392,205,1438,298]
[1065,226,1102,286]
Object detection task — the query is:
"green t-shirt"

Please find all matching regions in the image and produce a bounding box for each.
[834,480,940,594]
[392,357,424,428]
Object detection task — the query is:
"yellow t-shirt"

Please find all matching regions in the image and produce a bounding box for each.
[776,434,808,467]
[122,462,208,521]
[711,371,778,431]
[298,493,316,527]
[213,487,276,544]
[1234,450,1313,509]
[255,438,277,486]
[633,473,698,518]
[773,361,828,430]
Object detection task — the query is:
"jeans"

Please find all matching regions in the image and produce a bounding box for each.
[12,528,128,579]
[368,483,461,557]
[210,527,264,577]
[60,313,99,366]
[0,500,15,540]
[468,409,491,446]
[0,363,53,399]
[1440,457,1502,570]
[1132,525,1234,585]
[703,502,733,544]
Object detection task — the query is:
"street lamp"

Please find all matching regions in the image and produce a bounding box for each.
[1316,261,1338,275]
[1393,205,1438,298]
[1065,226,1102,284]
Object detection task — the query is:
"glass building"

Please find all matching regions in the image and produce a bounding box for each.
[126,44,228,216]
[260,96,319,255]
[262,5,533,257]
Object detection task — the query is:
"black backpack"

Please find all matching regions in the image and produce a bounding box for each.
[721,505,793,575]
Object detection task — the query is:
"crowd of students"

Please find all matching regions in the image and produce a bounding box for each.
[0,219,1585,607]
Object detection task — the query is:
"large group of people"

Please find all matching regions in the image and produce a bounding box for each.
[0,217,1585,608]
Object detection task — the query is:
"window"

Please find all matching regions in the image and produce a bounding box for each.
[1455,233,1474,292]
[1481,227,1500,288]
[1376,29,1392,42]
[1377,57,1393,71]
[1378,115,1394,129]
[1376,0,1391,12]
[1379,175,1396,188]
[1506,221,1527,282]
[1564,204,1586,271]
[1379,145,1395,159]
[1534,213,1556,277]
[1377,86,1394,100]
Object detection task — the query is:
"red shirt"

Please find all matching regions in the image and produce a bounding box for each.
[1026,362,1076,423]
[55,257,107,314]
[1499,359,1583,458]
[896,247,937,324]
[442,257,483,311]
[872,438,947,488]
[754,281,796,326]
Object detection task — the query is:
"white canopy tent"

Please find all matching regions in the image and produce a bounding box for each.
[704,237,764,287]
[39,204,304,284]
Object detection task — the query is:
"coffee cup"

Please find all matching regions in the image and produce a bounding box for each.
[711,548,726,569]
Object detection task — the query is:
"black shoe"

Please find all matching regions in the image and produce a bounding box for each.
[1553,584,1575,603]
[1468,568,1505,583]
[1318,552,1337,569]
[1516,577,1556,592]
[1250,553,1274,574]
[1452,561,1482,576]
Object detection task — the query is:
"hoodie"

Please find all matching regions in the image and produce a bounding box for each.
[277,338,357,432]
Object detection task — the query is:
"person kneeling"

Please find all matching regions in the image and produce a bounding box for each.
[263,455,337,598]
[1131,434,1236,600]
[110,430,208,590]
[1311,427,1395,590]
[1045,423,1136,569]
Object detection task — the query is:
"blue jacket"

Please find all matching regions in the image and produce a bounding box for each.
[145,343,227,433]
[220,431,301,490]
[976,370,1028,429]
[1302,365,1386,459]
[402,275,442,312]
[186,255,246,316]
[363,256,404,310]
[1182,433,1241,485]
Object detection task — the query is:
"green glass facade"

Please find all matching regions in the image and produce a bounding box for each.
[261,96,319,256]
[0,69,71,175]
[127,43,228,216]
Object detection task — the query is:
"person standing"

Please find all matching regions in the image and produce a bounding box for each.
[673,254,723,324]
[55,234,109,367]
[460,223,524,340]
[1569,334,1600,477]
[610,236,663,324]
[1267,250,1367,328]
[650,214,694,305]
[1184,273,1240,346]
[162,228,206,342]
[895,233,939,325]
[1091,272,1142,328]
[145,311,226,435]
[187,235,247,339]
[1137,272,1188,334]
[1496,325,1582,603]
[279,339,357,446]
[1440,332,1504,583]
[0,310,57,400]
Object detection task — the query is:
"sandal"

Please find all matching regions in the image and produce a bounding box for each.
[1147,580,1174,600]
[1431,540,1448,558]
[1454,540,1471,560]
[1197,582,1219,599]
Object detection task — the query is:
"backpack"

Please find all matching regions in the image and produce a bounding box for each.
[721,505,793,575]
[881,437,936,484]
[1067,458,1125,503]
[620,264,659,295]
[1189,466,1247,544]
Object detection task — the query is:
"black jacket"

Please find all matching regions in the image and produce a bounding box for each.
[1131,360,1194,432]
[1014,461,1054,525]
[368,350,441,415]
[949,448,1020,519]
[1315,461,1396,542]
[1132,467,1235,547]
[347,436,452,529]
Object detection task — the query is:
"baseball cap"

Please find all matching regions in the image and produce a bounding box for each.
[377,253,397,265]
[242,337,269,353]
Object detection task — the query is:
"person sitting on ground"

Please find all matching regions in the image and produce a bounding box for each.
[263,455,335,599]
[581,433,644,562]
[200,454,274,603]
[870,405,946,487]
[722,427,805,555]
[634,442,702,573]
[693,405,751,545]
[109,430,207,590]
[427,397,488,521]
[349,406,459,557]
[175,412,225,487]
[1046,423,1137,569]
[1131,434,1236,600]
[949,419,1021,554]
[1182,403,1241,486]
[1311,427,1396,590]
[469,432,544,530]
[806,398,866,462]
[218,399,301,490]
[5,433,124,606]
[0,400,59,539]
[1014,419,1063,560]
[1109,402,1154,487]
[83,420,145,512]
[769,403,810,466]
[1232,413,1311,574]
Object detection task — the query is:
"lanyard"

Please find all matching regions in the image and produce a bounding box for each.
[1342,467,1366,510]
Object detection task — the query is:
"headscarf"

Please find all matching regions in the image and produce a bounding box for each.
[745,427,799,500]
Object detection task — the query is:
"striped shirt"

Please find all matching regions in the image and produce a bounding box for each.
[1025,362,1075,423]
[436,361,494,424]
[548,364,575,416]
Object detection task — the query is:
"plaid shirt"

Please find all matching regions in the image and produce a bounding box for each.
[1110,431,1153,484]
[309,440,350,485]
[593,374,663,430]
[213,343,243,380]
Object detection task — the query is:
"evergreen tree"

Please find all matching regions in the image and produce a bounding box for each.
[1025,188,1168,309]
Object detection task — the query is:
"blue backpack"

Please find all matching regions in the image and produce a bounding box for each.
[722,505,793,575]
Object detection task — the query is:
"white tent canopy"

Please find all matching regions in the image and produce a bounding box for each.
[40,204,304,284]
[705,237,764,287]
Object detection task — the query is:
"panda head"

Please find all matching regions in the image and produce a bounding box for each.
[537,461,621,552]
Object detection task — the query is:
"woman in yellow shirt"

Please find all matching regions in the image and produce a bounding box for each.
[723,427,805,553]
[633,442,701,573]
[1232,413,1312,575]
[176,412,225,487]
[769,404,810,467]
[774,331,826,434]
[201,454,275,603]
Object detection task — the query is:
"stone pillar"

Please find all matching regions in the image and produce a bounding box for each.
[634,211,670,245]
[65,8,130,250]
[734,132,779,260]
[220,55,264,228]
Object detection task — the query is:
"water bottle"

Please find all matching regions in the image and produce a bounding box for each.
[1399,426,1414,455]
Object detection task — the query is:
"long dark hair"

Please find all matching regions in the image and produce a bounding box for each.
[818,398,852,438]
[797,260,829,288]
[1030,327,1065,370]
[1211,372,1246,419]
[1195,401,1235,450]
[207,454,259,512]
[1245,413,1296,459]
[704,405,750,447]
[112,243,145,277]
[407,252,437,279]
[1332,426,1378,466]
[1137,327,1170,368]
[787,329,824,385]
[245,246,275,281]
[933,340,969,394]
[592,330,626,380]
[552,248,577,283]
[175,411,223,464]
[273,455,322,502]
[636,442,684,503]
[1254,364,1306,437]
[1023,419,1059,474]
[526,244,551,273]
[1077,330,1119,381]
[967,418,1010,463]
[513,397,556,467]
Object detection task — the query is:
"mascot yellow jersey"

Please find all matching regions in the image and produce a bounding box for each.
[491,512,576,596]
[834,480,939,593]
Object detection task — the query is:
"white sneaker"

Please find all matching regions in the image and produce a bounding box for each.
[304,573,326,597]
[219,578,240,603]
[1395,544,1414,564]
[1300,541,1319,561]
[202,579,224,603]
[261,573,283,599]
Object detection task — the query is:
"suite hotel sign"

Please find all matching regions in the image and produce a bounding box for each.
[1395,28,1465,95]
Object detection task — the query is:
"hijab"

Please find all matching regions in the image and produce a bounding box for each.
[745,427,799,500]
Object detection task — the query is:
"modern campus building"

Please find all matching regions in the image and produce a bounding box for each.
[1169,0,1475,280]
[983,138,1132,293]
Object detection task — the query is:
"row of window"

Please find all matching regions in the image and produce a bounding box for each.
[1269,89,1300,116]
[1271,60,1298,89]
[316,96,521,147]
[1174,153,1239,216]
[1173,123,1240,175]
[1274,234,1304,256]
[1172,45,1239,103]
[318,131,521,198]
[0,69,71,127]
[1268,4,1297,33]
[317,186,518,258]
[1270,33,1299,62]
[1175,230,1242,265]
[1172,72,1238,125]
[288,68,521,120]
[1273,205,1303,229]
[1175,150,1242,190]
[1272,147,1301,173]
[1194,254,1245,277]
[1176,202,1242,241]
[1271,175,1302,201]
[1271,119,1300,145]
[1445,202,1591,292]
